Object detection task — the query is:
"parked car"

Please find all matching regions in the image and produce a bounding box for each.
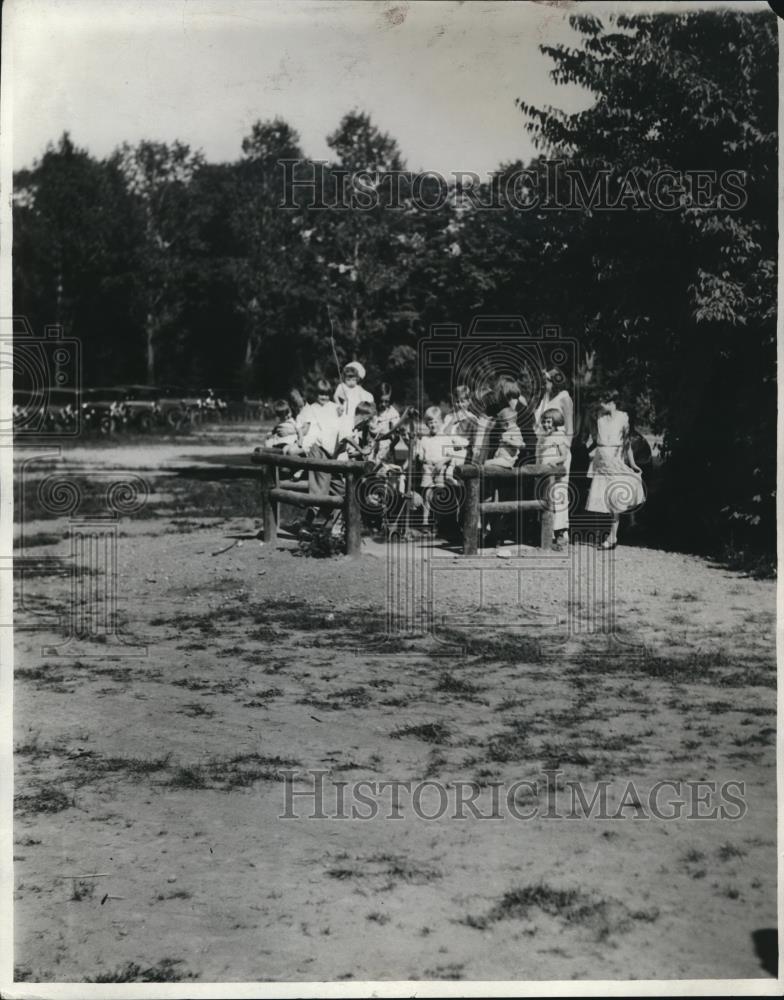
[45,388,79,432]
[160,385,206,426]
[82,388,128,434]
[117,385,162,432]
[152,385,191,429]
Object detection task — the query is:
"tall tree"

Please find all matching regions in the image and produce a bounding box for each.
[518,9,777,556]
[111,141,205,383]
[13,133,143,383]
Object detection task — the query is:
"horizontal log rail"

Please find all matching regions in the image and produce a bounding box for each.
[252,447,372,475]
[455,461,564,480]
[269,487,342,510]
[479,499,546,515]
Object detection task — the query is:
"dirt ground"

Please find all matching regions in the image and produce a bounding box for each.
[12,426,778,983]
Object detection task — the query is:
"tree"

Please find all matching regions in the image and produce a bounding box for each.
[518,9,777,558]
[13,133,143,383]
[111,141,205,383]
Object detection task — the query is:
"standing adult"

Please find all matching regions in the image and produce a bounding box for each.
[534,367,574,442]
[585,389,645,549]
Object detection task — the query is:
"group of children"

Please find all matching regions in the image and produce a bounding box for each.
[263,362,643,548]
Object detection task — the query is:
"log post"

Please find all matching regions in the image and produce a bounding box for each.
[344,470,362,557]
[462,473,481,556]
[260,463,277,547]
[539,473,554,550]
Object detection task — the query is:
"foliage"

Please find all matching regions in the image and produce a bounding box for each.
[517,9,777,556]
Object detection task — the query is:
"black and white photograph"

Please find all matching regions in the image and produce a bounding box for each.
[2,0,780,993]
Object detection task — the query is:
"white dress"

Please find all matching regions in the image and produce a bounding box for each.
[534,391,573,533]
[536,430,571,532]
[586,411,645,514]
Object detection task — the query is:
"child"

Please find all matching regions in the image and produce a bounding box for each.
[485,406,525,469]
[336,400,377,461]
[334,361,374,421]
[369,383,401,463]
[295,379,343,524]
[536,407,572,549]
[586,390,644,549]
[414,409,467,525]
[442,385,470,433]
[264,399,299,452]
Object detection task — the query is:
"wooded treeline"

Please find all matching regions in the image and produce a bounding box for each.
[13,10,776,562]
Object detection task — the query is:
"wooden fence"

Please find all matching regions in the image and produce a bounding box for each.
[455,462,564,555]
[251,448,372,557]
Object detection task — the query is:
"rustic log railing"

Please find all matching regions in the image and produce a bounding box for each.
[455,461,565,555]
[251,448,373,557]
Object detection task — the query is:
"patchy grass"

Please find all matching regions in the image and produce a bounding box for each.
[167,754,300,791]
[69,755,171,787]
[437,627,544,665]
[178,703,216,719]
[485,719,530,764]
[87,958,196,983]
[14,531,65,548]
[717,843,746,862]
[435,673,483,698]
[461,883,659,942]
[168,766,209,790]
[391,722,450,744]
[15,785,73,815]
[70,879,96,902]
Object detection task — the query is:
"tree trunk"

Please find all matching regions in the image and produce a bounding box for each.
[145,313,155,384]
[242,333,256,391]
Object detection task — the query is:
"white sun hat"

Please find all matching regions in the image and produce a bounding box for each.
[344,361,366,380]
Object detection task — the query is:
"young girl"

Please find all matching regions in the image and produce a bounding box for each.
[536,407,572,549]
[264,399,299,452]
[415,409,467,525]
[334,361,374,420]
[586,390,645,549]
[485,406,525,469]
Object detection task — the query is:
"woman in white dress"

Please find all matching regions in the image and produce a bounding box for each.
[586,390,645,549]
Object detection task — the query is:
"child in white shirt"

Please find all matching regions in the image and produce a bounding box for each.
[334,361,374,421]
[264,399,299,451]
[485,406,525,469]
[536,406,571,547]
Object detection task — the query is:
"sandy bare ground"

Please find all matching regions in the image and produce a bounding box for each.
[12,429,777,983]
